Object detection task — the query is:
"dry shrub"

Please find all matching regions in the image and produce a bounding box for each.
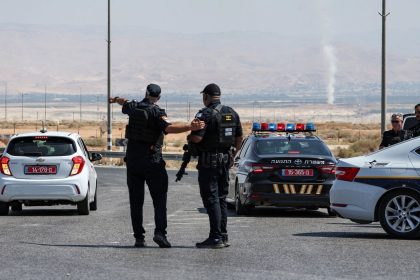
[84,137,106,147]
[336,135,381,158]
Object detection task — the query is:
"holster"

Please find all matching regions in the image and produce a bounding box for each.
[198,152,229,169]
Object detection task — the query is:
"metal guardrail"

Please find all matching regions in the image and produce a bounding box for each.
[0,147,182,161]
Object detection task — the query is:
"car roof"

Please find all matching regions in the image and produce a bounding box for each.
[10,131,80,140]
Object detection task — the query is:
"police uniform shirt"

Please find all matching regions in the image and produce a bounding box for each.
[122,98,171,156]
[408,120,420,138]
[380,129,406,148]
[192,101,243,152]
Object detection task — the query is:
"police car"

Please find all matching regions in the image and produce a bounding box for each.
[0,131,102,215]
[330,137,420,238]
[227,122,337,215]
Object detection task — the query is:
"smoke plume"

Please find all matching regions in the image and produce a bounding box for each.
[323,44,336,105]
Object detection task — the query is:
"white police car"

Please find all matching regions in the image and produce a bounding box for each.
[330,137,420,238]
[0,132,102,215]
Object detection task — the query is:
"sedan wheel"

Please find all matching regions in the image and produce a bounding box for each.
[379,191,420,239]
[89,183,98,211]
[235,184,251,215]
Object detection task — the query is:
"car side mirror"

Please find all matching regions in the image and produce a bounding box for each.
[90,152,103,162]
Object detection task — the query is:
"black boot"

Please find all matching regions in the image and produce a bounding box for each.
[196,237,225,249]
[222,234,230,247]
[153,233,172,248]
[134,238,146,248]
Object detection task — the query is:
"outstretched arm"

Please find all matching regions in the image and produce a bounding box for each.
[165,119,205,134]
[109,97,127,106]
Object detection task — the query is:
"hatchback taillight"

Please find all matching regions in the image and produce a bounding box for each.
[0,156,12,176]
[70,156,85,176]
[335,167,360,182]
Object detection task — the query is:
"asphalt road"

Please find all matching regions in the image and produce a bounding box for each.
[1,167,420,280]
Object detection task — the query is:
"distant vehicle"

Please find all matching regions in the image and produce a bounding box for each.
[227,122,337,215]
[403,114,417,131]
[0,131,102,215]
[330,137,420,238]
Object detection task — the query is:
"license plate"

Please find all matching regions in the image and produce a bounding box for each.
[282,169,314,177]
[25,165,57,175]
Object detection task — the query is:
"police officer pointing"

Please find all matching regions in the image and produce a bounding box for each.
[110,84,204,248]
[188,83,243,249]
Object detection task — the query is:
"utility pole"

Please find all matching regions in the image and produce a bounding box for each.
[107,0,112,151]
[21,92,24,122]
[44,85,47,124]
[379,0,389,135]
[4,82,7,122]
[79,87,82,124]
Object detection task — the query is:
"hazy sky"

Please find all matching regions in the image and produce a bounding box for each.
[1,0,420,35]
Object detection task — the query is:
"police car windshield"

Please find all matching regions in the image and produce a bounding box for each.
[255,138,331,156]
[7,136,76,157]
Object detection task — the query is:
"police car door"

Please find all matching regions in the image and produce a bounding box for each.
[408,147,420,177]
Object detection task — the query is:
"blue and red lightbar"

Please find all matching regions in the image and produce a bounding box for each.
[252,122,316,132]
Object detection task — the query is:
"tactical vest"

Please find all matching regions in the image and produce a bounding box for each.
[199,104,237,151]
[125,105,162,144]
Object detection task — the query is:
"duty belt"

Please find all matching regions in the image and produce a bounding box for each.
[198,151,229,168]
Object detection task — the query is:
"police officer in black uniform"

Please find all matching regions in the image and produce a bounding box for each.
[188,83,243,249]
[110,84,204,248]
[406,103,420,139]
[379,113,406,149]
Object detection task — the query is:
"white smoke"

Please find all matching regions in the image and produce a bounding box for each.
[323,44,336,105]
[318,0,337,105]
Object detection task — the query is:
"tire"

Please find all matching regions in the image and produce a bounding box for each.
[0,202,9,216]
[379,190,420,239]
[235,184,251,215]
[327,207,337,217]
[77,188,90,215]
[11,203,23,212]
[89,183,98,211]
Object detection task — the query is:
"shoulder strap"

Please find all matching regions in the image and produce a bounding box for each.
[214,104,224,112]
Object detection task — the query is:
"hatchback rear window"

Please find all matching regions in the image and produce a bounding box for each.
[7,136,76,157]
[256,139,332,156]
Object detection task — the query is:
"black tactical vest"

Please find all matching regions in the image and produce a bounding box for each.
[199,104,237,151]
[125,104,162,144]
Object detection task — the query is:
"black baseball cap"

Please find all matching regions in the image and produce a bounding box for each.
[201,83,221,96]
[147,84,161,97]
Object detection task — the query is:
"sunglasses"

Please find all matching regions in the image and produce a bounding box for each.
[391,120,401,124]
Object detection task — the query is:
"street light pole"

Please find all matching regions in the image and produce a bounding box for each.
[380,0,389,135]
[106,0,112,151]
[4,82,7,122]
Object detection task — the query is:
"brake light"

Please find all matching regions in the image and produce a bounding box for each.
[318,165,336,175]
[335,167,359,181]
[249,163,275,173]
[70,156,85,176]
[0,157,12,176]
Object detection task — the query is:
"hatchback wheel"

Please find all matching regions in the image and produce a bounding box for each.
[0,202,10,216]
[379,191,420,239]
[77,189,90,215]
[90,183,98,211]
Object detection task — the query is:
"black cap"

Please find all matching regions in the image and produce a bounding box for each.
[147,84,161,97]
[201,83,221,96]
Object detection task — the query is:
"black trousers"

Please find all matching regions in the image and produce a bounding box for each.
[198,164,229,240]
[126,158,168,239]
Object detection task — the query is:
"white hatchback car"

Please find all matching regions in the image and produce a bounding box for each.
[0,132,102,215]
[330,137,420,238]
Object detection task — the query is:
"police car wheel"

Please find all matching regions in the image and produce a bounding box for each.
[77,188,90,215]
[379,190,420,239]
[0,202,9,216]
[89,182,98,211]
[235,184,251,215]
